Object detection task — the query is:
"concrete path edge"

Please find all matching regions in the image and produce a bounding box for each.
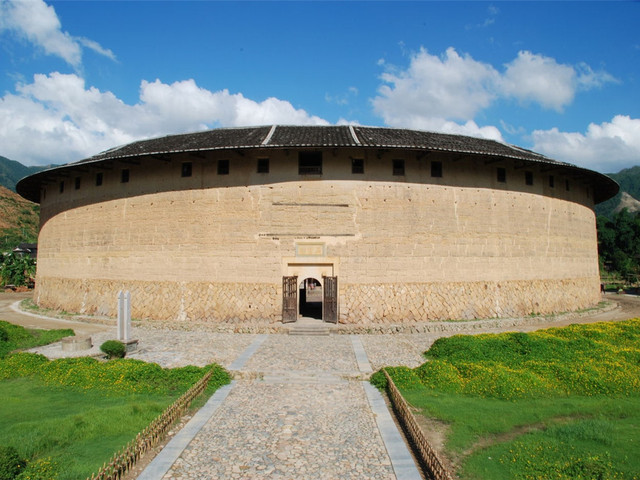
[363,382,423,480]
[137,381,236,480]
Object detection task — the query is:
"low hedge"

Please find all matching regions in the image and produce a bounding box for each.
[377,319,640,400]
[0,353,230,396]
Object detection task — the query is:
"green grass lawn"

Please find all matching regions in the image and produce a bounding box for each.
[0,320,73,358]
[404,389,640,480]
[0,377,173,479]
[374,319,640,480]
[0,321,230,480]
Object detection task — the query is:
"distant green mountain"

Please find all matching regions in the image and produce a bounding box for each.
[596,166,640,219]
[0,155,51,192]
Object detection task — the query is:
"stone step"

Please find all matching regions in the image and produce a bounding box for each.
[288,325,331,336]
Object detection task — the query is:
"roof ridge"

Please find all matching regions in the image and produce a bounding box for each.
[262,125,277,145]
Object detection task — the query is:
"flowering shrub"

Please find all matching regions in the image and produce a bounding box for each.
[0,353,229,396]
[382,319,640,400]
[16,457,58,480]
[370,366,423,391]
[0,446,26,480]
[0,353,48,380]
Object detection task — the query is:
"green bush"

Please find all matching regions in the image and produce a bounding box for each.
[0,328,8,343]
[383,366,424,391]
[0,446,26,480]
[100,340,125,359]
[16,457,58,480]
[369,369,388,390]
[0,353,48,380]
[390,319,640,400]
[415,360,464,393]
[0,353,230,396]
[0,253,35,287]
[0,322,74,360]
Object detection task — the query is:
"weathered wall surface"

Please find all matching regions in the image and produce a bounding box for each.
[34,149,601,323]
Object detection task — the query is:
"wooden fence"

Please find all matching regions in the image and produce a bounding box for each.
[383,370,453,480]
[87,369,213,480]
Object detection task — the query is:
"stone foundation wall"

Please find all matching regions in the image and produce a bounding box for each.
[34,277,280,323]
[339,277,601,324]
[34,276,600,324]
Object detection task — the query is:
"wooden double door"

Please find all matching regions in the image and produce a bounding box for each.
[282,275,338,324]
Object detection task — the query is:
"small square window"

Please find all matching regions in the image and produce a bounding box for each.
[549,175,555,188]
[525,171,533,186]
[96,172,103,186]
[59,181,64,194]
[352,158,364,174]
[75,177,81,190]
[431,161,443,178]
[121,169,130,183]
[257,158,269,173]
[497,167,506,183]
[392,159,405,176]
[299,151,322,175]
[181,162,192,177]
[218,159,229,175]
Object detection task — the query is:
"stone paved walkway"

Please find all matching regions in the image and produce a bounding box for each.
[137,334,421,480]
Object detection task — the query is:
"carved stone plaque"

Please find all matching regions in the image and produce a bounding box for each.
[296,243,325,257]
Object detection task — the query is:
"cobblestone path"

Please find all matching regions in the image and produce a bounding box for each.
[139,334,421,480]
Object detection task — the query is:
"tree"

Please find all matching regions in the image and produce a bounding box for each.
[597,208,640,282]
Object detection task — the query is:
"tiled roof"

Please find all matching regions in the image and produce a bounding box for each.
[16,125,618,203]
[82,125,558,164]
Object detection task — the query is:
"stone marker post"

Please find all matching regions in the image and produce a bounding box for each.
[117,290,131,342]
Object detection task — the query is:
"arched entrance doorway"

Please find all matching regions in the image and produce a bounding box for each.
[299,277,322,319]
[281,261,338,324]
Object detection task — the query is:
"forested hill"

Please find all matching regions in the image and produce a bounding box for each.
[596,166,640,219]
[0,155,51,192]
[0,185,39,252]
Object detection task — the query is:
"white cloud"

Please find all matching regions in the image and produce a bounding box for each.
[0,0,115,67]
[325,86,359,106]
[0,73,328,165]
[373,47,617,138]
[575,62,619,90]
[373,47,499,125]
[500,51,576,111]
[531,115,640,173]
[77,37,117,62]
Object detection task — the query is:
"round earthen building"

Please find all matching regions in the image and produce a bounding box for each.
[17,126,618,326]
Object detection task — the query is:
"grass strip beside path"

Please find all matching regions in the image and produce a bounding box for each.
[374,319,640,480]
[0,322,230,480]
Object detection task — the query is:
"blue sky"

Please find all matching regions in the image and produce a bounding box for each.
[0,1,639,174]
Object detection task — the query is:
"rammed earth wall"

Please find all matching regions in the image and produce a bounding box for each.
[31,143,604,324]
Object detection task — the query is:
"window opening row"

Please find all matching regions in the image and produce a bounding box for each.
[497,168,571,191]
[53,158,577,196]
